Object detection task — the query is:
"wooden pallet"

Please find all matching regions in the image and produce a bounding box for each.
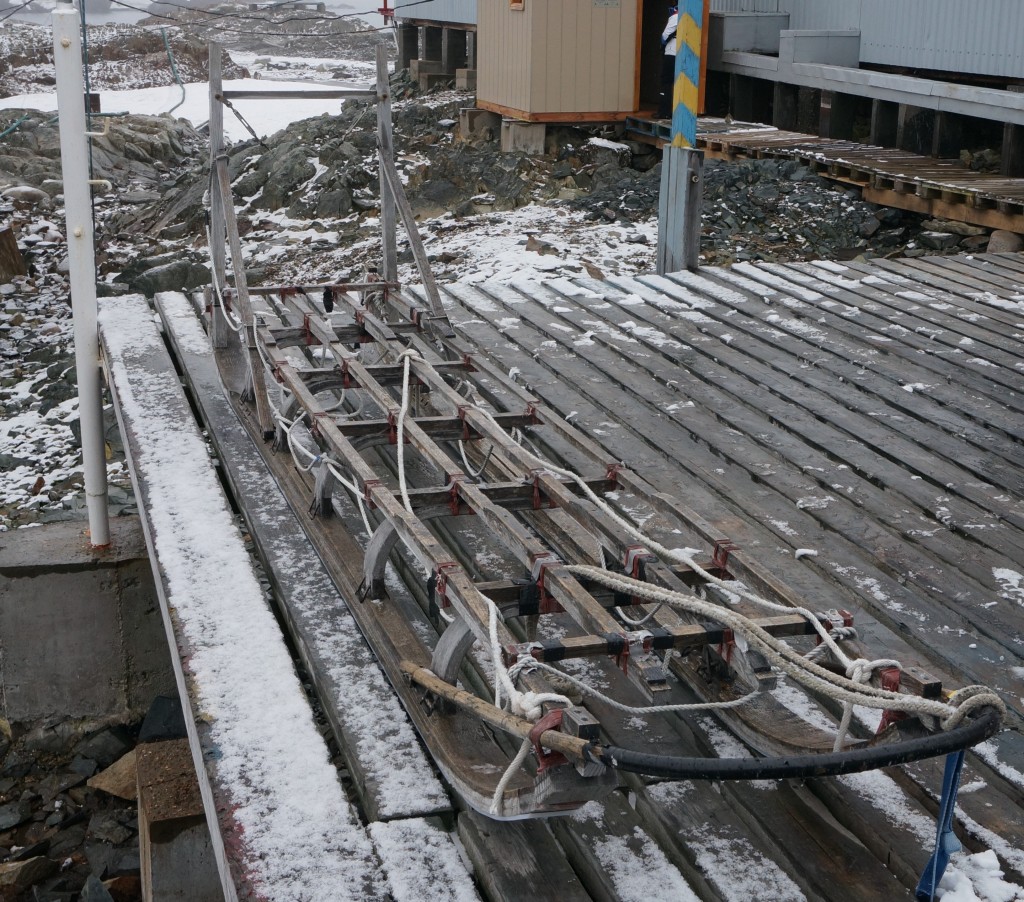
[626,120,1024,230]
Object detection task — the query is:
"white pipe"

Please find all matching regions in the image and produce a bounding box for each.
[52,0,110,546]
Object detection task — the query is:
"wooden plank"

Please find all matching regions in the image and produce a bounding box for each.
[99,294,385,901]
[156,292,452,823]
[440,282,1024,713]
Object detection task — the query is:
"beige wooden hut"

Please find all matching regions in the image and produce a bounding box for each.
[477,0,669,121]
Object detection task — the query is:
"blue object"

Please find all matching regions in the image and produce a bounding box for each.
[916,750,966,901]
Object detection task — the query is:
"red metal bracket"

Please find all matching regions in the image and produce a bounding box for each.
[614,634,631,675]
[457,406,471,442]
[302,313,317,346]
[876,666,908,734]
[433,561,460,610]
[524,403,541,425]
[605,462,623,487]
[712,539,739,571]
[528,709,568,773]
[339,358,353,390]
[448,477,464,517]
[716,629,735,666]
[362,478,382,510]
[529,470,555,510]
[530,551,564,614]
[387,411,398,445]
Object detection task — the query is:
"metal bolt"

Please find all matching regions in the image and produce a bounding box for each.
[73,227,83,237]
[61,37,71,48]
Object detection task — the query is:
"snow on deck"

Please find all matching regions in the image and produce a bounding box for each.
[99,294,383,901]
[155,290,450,822]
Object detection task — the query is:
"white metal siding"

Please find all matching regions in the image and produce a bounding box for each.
[710,0,1024,77]
[395,0,476,26]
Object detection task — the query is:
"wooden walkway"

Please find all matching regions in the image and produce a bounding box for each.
[115,251,1024,900]
[626,117,1024,232]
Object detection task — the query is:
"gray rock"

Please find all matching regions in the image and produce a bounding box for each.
[921,218,986,237]
[73,728,132,768]
[79,874,116,902]
[918,230,961,251]
[0,799,32,830]
[128,260,210,296]
[988,230,1024,253]
[960,234,990,252]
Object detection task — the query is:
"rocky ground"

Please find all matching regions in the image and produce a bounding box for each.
[0,722,142,902]
[0,13,1021,898]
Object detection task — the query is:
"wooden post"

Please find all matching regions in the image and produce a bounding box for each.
[376,44,398,286]
[870,99,899,147]
[215,156,274,437]
[208,43,229,349]
[657,0,704,274]
[0,227,26,281]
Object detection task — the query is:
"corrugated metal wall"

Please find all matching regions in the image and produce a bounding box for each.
[479,0,638,116]
[394,0,476,26]
[710,0,1024,78]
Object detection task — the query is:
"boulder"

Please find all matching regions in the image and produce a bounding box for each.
[127,260,210,296]
[0,856,58,895]
[988,230,1024,253]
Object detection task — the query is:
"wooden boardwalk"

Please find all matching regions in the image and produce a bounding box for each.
[626,117,1024,232]
[127,251,1024,900]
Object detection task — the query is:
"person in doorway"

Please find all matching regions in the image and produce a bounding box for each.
[657,5,678,119]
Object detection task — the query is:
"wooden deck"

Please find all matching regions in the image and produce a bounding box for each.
[134,251,1024,900]
[626,117,1024,232]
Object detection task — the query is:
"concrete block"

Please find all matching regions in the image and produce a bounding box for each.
[501,120,546,155]
[459,108,500,142]
[409,58,443,80]
[456,69,477,92]
[419,72,453,92]
[0,517,174,723]
[138,738,220,902]
[718,13,790,55]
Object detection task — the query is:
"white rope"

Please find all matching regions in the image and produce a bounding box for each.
[567,566,1004,733]
[203,222,244,334]
[485,598,571,815]
[508,658,758,716]
[325,460,374,538]
[463,402,959,736]
[396,349,421,514]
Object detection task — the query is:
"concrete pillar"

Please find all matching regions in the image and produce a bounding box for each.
[932,111,965,158]
[819,90,857,140]
[870,99,899,147]
[728,74,756,122]
[396,24,418,71]
[897,105,935,155]
[138,738,221,901]
[421,25,443,61]
[772,82,798,131]
[467,31,477,69]
[441,28,467,73]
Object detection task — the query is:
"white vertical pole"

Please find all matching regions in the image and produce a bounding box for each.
[208,42,228,348]
[53,0,110,546]
[376,43,398,284]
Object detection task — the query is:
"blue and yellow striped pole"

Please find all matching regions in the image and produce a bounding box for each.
[671,0,703,148]
[657,0,705,273]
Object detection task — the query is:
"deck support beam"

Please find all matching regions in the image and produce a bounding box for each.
[772,82,798,131]
[819,90,856,140]
[869,98,899,147]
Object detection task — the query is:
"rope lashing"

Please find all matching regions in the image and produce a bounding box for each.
[566,566,1004,733]
[486,598,570,815]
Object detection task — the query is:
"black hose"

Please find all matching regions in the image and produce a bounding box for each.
[586,706,1002,781]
